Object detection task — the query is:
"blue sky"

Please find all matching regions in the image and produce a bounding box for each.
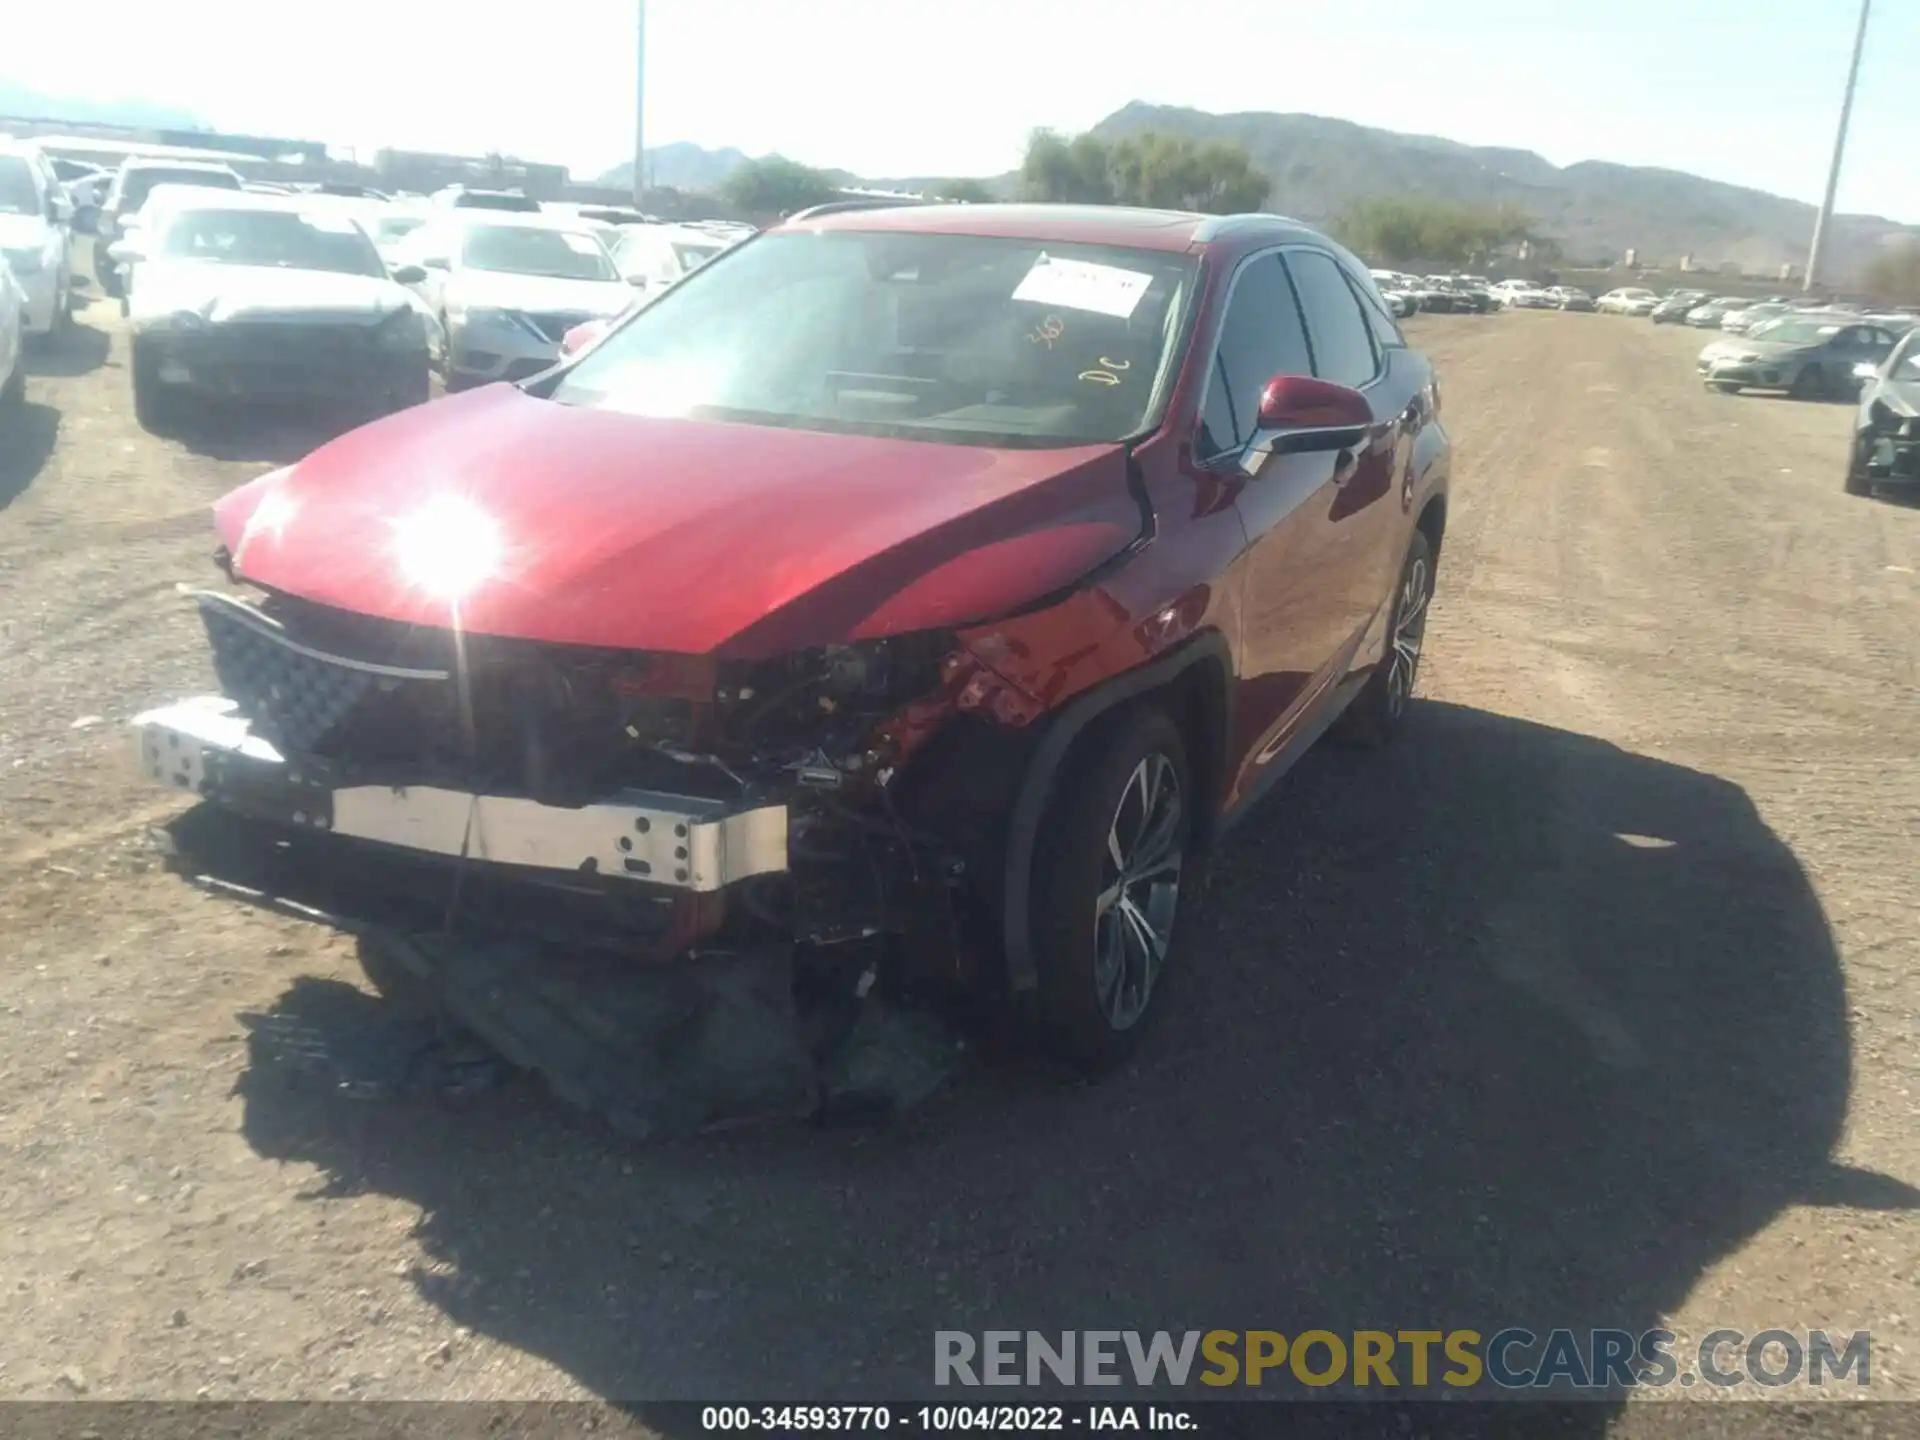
[7,0,1916,220]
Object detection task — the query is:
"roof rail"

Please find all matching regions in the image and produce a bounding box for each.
[784,196,943,223]
[1189,211,1308,242]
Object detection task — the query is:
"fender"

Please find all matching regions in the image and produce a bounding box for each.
[999,628,1234,993]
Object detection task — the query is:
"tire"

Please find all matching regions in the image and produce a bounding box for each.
[1844,437,1873,497]
[130,340,179,434]
[1337,529,1435,748]
[1790,365,1826,401]
[1029,704,1193,1070]
[1,363,22,409]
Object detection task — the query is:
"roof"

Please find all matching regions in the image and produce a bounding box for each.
[120,156,241,175]
[779,202,1317,255]
[136,187,358,215]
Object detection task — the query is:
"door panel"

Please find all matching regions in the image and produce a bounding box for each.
[1202,253,1355,805]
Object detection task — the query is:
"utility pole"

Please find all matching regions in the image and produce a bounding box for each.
[1804,0,1871,294]
[632,0,648,210]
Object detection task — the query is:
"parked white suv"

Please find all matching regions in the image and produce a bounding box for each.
[1598,287,1659,316]
[0,139,76,339]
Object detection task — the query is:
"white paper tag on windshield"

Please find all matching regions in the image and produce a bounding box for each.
[302,211,361,234]
[1012,255,1153,319]
[561,232,603,255]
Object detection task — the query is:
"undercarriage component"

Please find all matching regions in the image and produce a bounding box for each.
[159,806,969,1137]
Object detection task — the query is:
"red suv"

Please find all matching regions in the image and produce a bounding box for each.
[139,202,1449,1117]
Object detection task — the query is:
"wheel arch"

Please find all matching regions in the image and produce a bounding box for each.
[1415,492,1447,569]
[999,629,1234,993]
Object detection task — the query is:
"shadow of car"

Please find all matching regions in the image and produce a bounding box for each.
[222,701,1903,1419]
[22,319,111,379]
[0,399,60,510]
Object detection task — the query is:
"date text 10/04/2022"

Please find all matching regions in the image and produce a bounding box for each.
[701,1406,1194,1431]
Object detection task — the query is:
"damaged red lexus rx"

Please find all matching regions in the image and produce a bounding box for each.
[137,202,1449,1130]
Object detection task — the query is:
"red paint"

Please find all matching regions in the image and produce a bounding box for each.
[211,206,1450,826]
[219,385,1139,659]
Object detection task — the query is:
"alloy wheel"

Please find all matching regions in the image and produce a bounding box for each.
[1092,752,1183,1031]
[1386,553,1432,719]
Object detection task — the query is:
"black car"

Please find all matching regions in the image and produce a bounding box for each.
[1847,327,1920,499]
[1651,291,1708,323]
[111,191,433,431]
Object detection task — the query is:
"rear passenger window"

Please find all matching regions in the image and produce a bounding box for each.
[1340,264,1405,353]
[1285,249,1380,389]
[1198,255,1314,458]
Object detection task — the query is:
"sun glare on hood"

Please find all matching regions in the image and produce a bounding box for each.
[391,494,505,601]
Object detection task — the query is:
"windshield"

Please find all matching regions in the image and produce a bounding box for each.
[155,207,387,278]
[0,157,40,215]
[124,168,240,210]
[372,215,426,244]
[1748,318,1841,345]
[461,224,618,281]
[552,231,1199,449]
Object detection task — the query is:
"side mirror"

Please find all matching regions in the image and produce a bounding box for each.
[626,273,649,289]
[420,257,451,272]
[50,192,74,225]
[390,264,428,285]
[1254,374,1372,453]
[105,238,145,265]
[559,318,612,358]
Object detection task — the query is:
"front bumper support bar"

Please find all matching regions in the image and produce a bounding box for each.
[133,696,787,892]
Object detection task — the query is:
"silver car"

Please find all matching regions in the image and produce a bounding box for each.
[391,213,636,389]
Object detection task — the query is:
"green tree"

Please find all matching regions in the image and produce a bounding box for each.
[1019,129,1116,205]
[1862,244,1920,305]
[718,156,840,215]
[934,178,995,204]
[1331,195,1545,267]
[1017,129,1270,214]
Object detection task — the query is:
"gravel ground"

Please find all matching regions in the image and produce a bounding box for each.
[0,278,1916,1431]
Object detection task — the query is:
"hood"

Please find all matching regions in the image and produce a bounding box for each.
[1871,379,1920,417]
[1702,337,1817,363]
[129,262,413,325]
[447,270,634,317]
[215,386,1143,658]
[0,212,52,251]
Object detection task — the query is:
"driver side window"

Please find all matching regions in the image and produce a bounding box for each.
[1198,255,1314,459]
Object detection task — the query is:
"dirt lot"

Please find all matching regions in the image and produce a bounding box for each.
[1,279,1916,1424]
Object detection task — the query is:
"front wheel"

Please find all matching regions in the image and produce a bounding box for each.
[1030,705,1193,1070]
[1790,365,1828,401]
[1844,437,1873,497]
[131,340,181,434]
[1337,529,1435,748]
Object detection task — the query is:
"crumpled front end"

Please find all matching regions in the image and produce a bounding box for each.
[135,580,1063,1131]
[1859,390,1920,489]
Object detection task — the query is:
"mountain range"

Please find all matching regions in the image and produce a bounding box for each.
[608,101,1917,278]
[0,80,206,135]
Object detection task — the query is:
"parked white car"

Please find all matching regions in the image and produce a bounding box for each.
[0,138,76,339]
[390,212,635,389]
[0,259,24,411]
[608,222,740,297]
[1598,287,1660,316]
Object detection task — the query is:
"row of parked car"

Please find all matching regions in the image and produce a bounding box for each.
[1363,271,1604,318]
[3,139,757,431]
[1589,282,1919,501]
